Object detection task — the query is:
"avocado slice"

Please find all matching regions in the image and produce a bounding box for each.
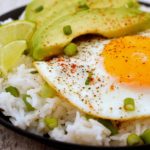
[25,0,57,23]
[25,0,139,27]
[31,8,150,60]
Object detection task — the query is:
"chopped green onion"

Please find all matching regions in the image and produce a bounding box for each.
[127,133,143,146]
[5,86,20,97]
[39,83,56,98]
[63,25,72,35]
[85,72,93,85]
[22,94,35,112]
[98,119,118,135]
[124,98,135,111]
[141,129,150,144]
[44,117,58,129]
[35,5,44,13]
[64,43,78,57]
[85,78,90,85]
[86,115,118,135]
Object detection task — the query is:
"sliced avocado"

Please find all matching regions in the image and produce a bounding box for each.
[25,0,80,27]
[25,0,57,23]
[31,8,150,60]
[25,0,139,27]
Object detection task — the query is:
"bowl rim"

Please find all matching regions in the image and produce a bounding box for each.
[0,3,150,150]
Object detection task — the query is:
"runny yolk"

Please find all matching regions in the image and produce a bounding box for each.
[102,36,150,86]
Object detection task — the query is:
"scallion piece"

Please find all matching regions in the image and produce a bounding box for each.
[39,83,56,98]
[35,5,44,13]
[63,25,72,35]
[64,43,78,57]
[141,129,150,144]
[98,119,118,135]
[124,98,135,111]
[85,72,93,85]
[44,117,58,129]
[127,133,143,146]
[85,80,89,85]
[5,86,20,97]
[22,94,35,112]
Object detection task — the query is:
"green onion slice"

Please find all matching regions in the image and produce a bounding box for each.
[22,94,35,112]
[64,43,78,57]
[85,72,93,85]
[127,133,143,146]
[63,25,72,35]
[39,83,56,98]
[141,129,150,144]
[124,97,135,111]
[44,117,58,129]
[5,86,20,97]
[98,119,118,135]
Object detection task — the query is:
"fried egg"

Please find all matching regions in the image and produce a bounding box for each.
[35,32,150,120]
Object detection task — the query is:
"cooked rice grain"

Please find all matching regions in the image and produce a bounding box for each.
[0,55,150,146]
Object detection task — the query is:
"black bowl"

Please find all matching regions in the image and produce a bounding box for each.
[0,3,150,150]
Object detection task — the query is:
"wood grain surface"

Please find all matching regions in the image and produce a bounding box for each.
[0,125,57,150]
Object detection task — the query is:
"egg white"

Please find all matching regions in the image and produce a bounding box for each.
[35,35,150,120]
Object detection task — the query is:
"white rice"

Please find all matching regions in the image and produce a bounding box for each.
[0,54,150,146]
[0,4,150,147]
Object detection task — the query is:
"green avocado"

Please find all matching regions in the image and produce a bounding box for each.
[31,7,150,60]
[25,0,139,27]
[25,0,57,23]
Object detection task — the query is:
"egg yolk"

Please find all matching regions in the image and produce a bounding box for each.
[103,36,150,86]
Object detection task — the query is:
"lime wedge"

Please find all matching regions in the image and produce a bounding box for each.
[0,40,27,76]
[0,20,35,46]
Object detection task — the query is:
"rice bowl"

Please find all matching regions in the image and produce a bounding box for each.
[0,44,150,147]
[0,1,150,148]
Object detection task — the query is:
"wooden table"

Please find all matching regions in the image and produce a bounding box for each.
[0,125,56,150]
